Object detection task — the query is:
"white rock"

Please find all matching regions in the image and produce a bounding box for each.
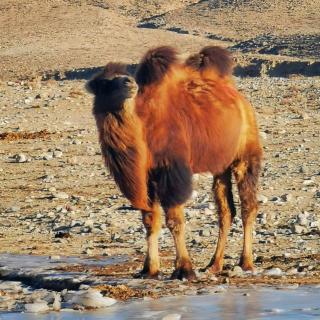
[14,153,27,163]
[69,290,116,308]
[291,224,306,234]
[0,281,23,292]
[53,150,63,158]
[162,314,182,320]
[25,300,50,313]
[52,293,61,311]
[53,192,69,200]
[191,191,198,200]
[258,194,268,204]
[264,268,283,277]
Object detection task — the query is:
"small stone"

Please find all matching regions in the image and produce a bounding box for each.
[291,224,306,234]
[52,192,69,200]
[230,266,243,277]
[287,268,298,275]
[260,132,267,140]
[303,179,314,186]
[191,191,198,200]
[199,229,211,237]
[280,193,293,202]
[8,206,20,213]
[53,150,63,158]
[72,139,81,145]
[43,153,53,161]
[14,153,27,163]
[258,194,268,204]
[25,300,50,313]
[49,255,61,260]
[84,219,94,228]
[264,268,283,277]
[52,293,61,311]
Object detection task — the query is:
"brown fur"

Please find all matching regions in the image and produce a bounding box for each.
[87,45,262,279]
[185,46,234,77]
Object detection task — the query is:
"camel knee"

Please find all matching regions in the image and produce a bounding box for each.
[166,217,183,233]
[142,211,161,234]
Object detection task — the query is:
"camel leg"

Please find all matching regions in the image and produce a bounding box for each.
[233,156,261,271]
[208,168,236,273]
[140,203,162,278]
[165,205,196,280]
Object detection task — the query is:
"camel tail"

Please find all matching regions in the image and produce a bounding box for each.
[185,46,234,77]
[135,46,178,86]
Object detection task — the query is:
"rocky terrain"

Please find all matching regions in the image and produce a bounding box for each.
[0,0,320,314]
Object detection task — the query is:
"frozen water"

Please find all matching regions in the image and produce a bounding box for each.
[1,286,319,319]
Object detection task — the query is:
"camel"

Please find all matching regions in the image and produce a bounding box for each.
[86,46,263,280]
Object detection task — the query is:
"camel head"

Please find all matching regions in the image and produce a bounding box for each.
[86,62,138,114]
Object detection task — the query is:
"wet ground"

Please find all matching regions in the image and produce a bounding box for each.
[1,286,320,319]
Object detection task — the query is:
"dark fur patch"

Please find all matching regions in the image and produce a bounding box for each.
[103,62,129,79]
[185,46,234,76]
[135,46,178,86]
[235,155,262,215]
[149,159,192,208]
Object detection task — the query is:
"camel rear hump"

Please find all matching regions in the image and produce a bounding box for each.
[186,46,234,77]
[135,46,178,86]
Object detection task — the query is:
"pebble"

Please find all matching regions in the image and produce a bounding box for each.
[258,194,268,204]
[199,229,211,237]
[291,224,306,234]
[229,266,244,277]
[280,193,293,202]
[43,153,53,161]
[264,268,283,277]
[52,192,69,200]
[24,300,50,313]
[0,281,23,292]
[52,293,61,311]
[14,153,27,163]
[53,150,63,158]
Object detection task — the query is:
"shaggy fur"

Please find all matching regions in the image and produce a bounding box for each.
[87,45,262,280]
[135,46,178,87]
[185,46,234,77]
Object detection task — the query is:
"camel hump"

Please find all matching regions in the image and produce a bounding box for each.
[135,46,178,86]
[185,46,234,76]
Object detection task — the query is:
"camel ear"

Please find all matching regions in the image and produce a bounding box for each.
[86,79,99,95]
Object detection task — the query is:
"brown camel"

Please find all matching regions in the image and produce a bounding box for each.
[86,46,263,280]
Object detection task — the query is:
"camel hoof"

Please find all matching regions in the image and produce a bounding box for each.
[207,263,223,274]
[134,270,162,280]
[170,267,197,281]
[240,263,256,272]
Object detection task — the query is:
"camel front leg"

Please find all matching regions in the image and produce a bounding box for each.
[140,203,162,278]
[165,205,196,280]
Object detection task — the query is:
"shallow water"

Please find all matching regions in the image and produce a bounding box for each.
[1,287,319,320]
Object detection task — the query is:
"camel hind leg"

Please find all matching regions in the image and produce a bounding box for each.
[233,154,261,271]
[207,167,236,273]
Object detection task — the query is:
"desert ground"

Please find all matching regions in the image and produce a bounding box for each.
[0,0,320,313]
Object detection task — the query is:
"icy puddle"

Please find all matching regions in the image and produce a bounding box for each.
[1,287,320,319]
